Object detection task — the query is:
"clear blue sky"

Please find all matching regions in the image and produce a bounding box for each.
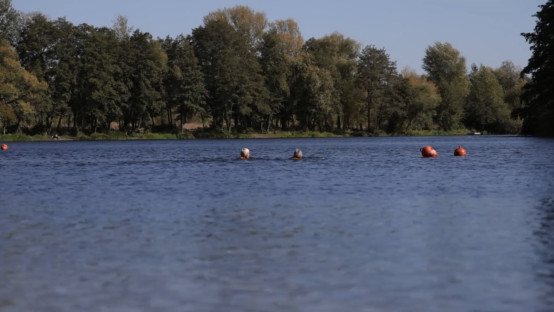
[12,0,544,73]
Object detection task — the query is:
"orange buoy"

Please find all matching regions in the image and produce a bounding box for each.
[0,143,7,151]
[420,145,433,156]
[421,145,437,158]
[429,149,437,157]
[454,146,466,156]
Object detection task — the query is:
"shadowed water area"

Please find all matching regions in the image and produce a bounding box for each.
[1,136,554,311]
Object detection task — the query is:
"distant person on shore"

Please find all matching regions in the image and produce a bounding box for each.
[290,149,302,160]
[239,148,250,160]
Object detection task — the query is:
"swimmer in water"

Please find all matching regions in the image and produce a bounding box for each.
[290,148,302,160]
[239,148,250,160]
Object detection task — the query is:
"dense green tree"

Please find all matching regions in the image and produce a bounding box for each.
[70,24,122,132]
[192,20,236,129]
[16,15,78,132]
[15,13,58,129]
[291,57,334,131]
[203,5,268,53]
[48,18,79,130]
[493,60,527,123]
[202,7,270,132]
[304,33,360,130]
[377,76,406,134]
[464,65,512,133]
[16,14,56,80]
[259,29,291,131]
[367,70,432,134]
[521,0,554,136]
[262,19,304,130]
[268,19,304,57]
[162,35,207,131]
[121,30,167,131]
[423,42,469,131]
[306,65,334,131]
[192,18,268,132]
[110,16,137,132]
[357,45,398,132]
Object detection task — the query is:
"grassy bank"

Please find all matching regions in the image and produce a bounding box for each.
[0,131,343,141]
[80,132,194,141]
[404,129,476,136]
[0,133,54,142]
[1,128,482,142]
[0,131,194,142]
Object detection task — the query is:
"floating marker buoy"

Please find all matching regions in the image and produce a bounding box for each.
[421,145,437,158]
[421,145,433,156]
[454,146,466,156]
[0,143,7,151]
[429,149,437,157]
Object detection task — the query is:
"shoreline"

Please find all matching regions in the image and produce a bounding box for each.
[0,129,505,142]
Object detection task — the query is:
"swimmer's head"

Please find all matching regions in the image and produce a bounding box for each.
[240,148,250,159]
[292,149,302,159]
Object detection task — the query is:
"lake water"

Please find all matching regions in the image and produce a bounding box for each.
[1,136,554,312]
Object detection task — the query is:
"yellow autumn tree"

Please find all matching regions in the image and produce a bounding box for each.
[203,5,268,51]
[0,39,47,133]
[401,68,441,131]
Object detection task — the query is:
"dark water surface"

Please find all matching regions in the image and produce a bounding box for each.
[1,136,554,312]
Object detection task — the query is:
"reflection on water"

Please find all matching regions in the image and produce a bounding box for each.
[1,136,554,311]
[534,197,554,308]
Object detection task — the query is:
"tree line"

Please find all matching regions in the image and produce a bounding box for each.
[1,0,551,136]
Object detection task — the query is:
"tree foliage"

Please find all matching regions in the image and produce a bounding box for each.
[464,65,512,133]
[259,28,292,130]
[162,35,206,131]
[494,61,527,117]
[0,0,21,44]
[401,69,440,131]
[521,0,554,136]
[304,33,360,130]
[122,30,167,131]
[0,5,533,136]
[423,42,469,131]
[203,6,267,53]
[0,39,47,132]
[357,45,397,132]
[192,18,267,132]
[260,19,305,130]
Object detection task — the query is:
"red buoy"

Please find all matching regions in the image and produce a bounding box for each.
[0,143,7,151]
[454,146,466,156]
[421,145,437,158]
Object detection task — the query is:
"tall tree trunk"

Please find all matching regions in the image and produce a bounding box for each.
[180,115,185,134]
[56,115,62,130]
[366,93,373,131]
[166,106,173,129]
